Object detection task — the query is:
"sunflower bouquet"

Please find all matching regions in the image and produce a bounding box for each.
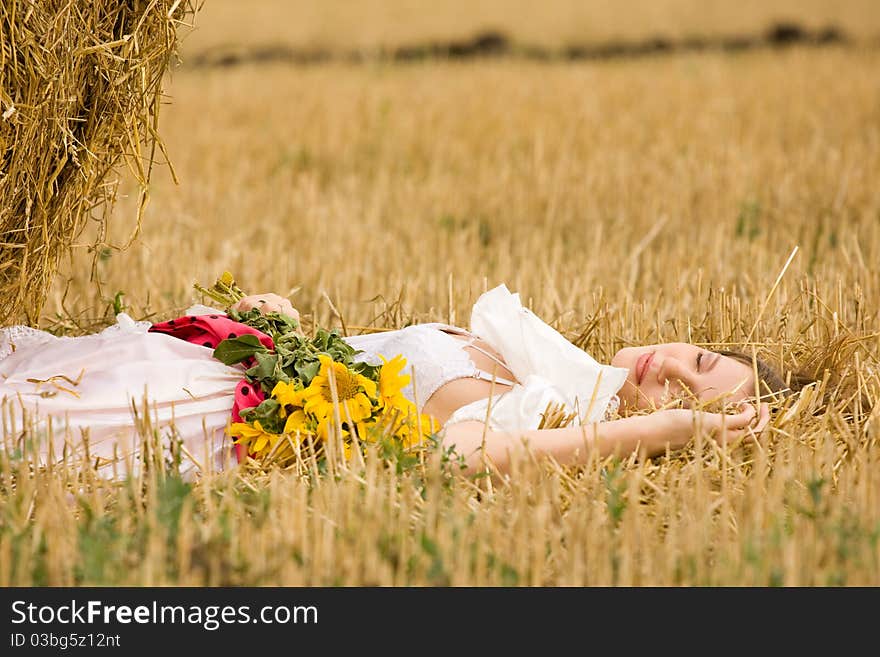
[195,272,439,467]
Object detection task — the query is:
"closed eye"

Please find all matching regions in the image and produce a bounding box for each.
[696,352,703,372]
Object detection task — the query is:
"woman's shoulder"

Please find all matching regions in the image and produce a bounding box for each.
[467,284,628,424]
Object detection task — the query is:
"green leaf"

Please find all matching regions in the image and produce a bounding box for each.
[240,398,284,434]
[298,359,321,385]
[227,308,300,343]
[351,361,381,380]
[247,351,282,381]
[112,291,126,315]
[212,334,267,365]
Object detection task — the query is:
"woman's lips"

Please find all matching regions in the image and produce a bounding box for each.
[636,352,655,385]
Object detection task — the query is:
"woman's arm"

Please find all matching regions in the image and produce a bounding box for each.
[441,403,769,476]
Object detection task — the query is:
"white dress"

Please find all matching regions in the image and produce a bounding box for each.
[445,285,628,430]
[347,285,628,432]
[0,312,243,479]
[0,287,628,478]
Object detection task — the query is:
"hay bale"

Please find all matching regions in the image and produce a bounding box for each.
[0,0,196,326]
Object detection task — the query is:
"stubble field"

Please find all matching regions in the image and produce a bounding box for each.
[3,2,880,585]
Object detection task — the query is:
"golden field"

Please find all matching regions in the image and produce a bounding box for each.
[182,0,880,51]
[3,2,880,585]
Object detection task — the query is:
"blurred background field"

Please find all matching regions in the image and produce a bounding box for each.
[48,1,880,351]
[4,1,880,585]
[182,0,880,52]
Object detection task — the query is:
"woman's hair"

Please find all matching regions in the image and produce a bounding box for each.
[716,335,875,420]
[715,349,813,400]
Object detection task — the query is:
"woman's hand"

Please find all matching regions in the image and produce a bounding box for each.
[648,401,771,454]
[231,293,300,324]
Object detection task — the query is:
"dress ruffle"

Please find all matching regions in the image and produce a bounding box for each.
[446,285,629,432]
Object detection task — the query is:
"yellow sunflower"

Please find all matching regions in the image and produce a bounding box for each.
[406,409,441,448]
[315,415,376,445]
[271,380,308,421]
[378,354,411,409]
[271,380,304,407]
[227,420,281,457]
[283,409,311,435]
[301,354,377,425]
[374,399,439,449]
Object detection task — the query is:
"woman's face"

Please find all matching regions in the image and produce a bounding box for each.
[610,342,755,412]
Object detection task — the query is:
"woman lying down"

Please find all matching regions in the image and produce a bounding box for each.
[1,284,807,479]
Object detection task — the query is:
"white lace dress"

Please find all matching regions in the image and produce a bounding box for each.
[0,313,244,479]
[348,285,628,432]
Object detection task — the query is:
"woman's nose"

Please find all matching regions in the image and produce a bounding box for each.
[658,357,685,386]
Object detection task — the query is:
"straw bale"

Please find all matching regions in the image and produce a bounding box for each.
[0,0,196,325]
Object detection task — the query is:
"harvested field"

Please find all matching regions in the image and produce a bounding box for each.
[2,2,880,586]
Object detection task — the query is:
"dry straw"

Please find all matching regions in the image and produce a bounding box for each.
[0,0,196,325]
